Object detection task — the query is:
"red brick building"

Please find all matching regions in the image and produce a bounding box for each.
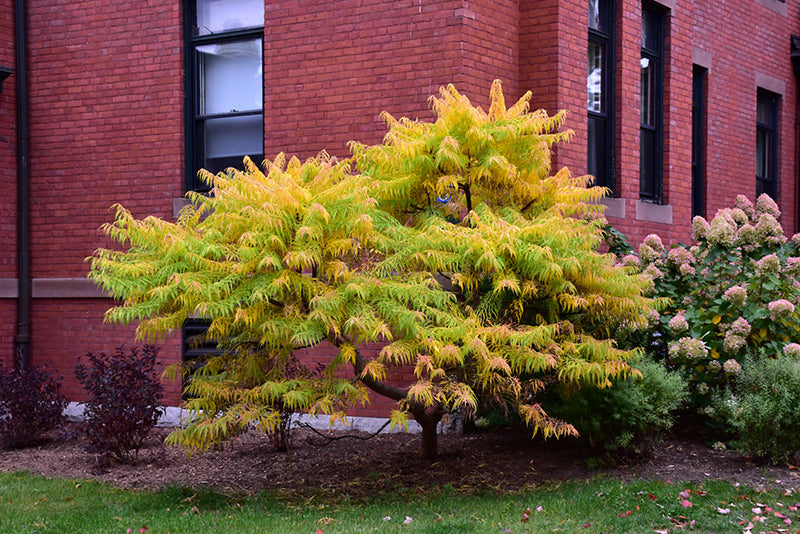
[1,0,798,413]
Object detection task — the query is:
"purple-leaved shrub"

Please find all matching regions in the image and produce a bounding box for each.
[0,365,66,448]
[76,345,163,468]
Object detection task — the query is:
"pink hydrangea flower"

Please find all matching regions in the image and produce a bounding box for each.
[668,314,689,334]
[621,254,640,268]
[723,331,746,353]
[729,317,751,336]
[723,359,742,375]
[734,195,756,219]
[786,257,800,276]
[723,285,747,306]
[768,299,795,320]
[643,234,665,254]
[783,343,800,359]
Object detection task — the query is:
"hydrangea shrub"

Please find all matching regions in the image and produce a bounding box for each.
[635,194,800,401]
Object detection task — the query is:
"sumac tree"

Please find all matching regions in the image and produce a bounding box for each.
[88,82,653,459]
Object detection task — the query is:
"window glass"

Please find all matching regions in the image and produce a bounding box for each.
[196,0,263,36]
[641,7,659,51]
[589,0,600,30]
[587,41,604,112]
[757,95,776,125]
[197,39,263,115]
[204,115,263,159]
[640,56,654,126]
[756,130,768,178]
[589,0,610,32]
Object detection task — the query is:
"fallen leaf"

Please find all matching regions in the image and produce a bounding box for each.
[618,510,632,517]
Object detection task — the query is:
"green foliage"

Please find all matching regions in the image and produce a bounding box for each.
[76,346,164,468]
[711,354,800,463]
[0,366,66,449]
[88,81,654,457]
[546,357,687,457]
[632,194,800,404]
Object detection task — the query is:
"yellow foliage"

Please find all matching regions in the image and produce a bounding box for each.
[88,81,655,456]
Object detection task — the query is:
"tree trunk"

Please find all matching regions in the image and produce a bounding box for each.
[413,409,442,461]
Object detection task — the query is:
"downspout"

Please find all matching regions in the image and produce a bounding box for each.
[14,0,30,370]
[792,36,800,234]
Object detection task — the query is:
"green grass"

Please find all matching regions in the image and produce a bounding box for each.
[1,471,798,533]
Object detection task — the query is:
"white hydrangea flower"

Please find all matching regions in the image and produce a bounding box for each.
[668,337,708,363]
[707,215,736,247]
[755,193,781,219]
[643,234,665,254]
[734,194,756,220]
[755,254,781,276]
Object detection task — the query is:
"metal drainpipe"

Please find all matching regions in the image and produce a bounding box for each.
[794,35,800,235]
[14,0,30,370]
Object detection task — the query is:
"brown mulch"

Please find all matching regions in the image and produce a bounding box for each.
[1,423,799,499]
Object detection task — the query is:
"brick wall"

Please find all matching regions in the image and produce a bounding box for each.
[691,0,798,233]
[3,0,800,415]
[520,0,589,173]
[26,0,184,279]
[264,0,523,162]
[30,299,183,404]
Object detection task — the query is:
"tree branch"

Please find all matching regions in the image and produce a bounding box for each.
[327,334,408,402]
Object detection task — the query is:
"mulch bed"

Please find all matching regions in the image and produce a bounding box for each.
[2,422,800,500]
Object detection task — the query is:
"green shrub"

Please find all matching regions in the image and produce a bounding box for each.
[711,354,800,463]
[546,357,687,458]
[0,366,66,448]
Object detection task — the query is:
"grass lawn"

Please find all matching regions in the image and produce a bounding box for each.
[2,471,799,533]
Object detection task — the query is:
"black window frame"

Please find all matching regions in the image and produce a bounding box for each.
[587,0,616,193]
[184,1,265,193]
[691,65,707,218]
[639,1,665,203]
[756,89,779,200]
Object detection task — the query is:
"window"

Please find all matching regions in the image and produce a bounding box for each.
[185,0,264,192]
[756,89,779,199]
[588,0,615,192]
[640,1,665,202]
[692,66,707,217]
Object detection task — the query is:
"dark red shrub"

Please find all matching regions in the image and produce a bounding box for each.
[76,345,163,467]
[0,366,66,448]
